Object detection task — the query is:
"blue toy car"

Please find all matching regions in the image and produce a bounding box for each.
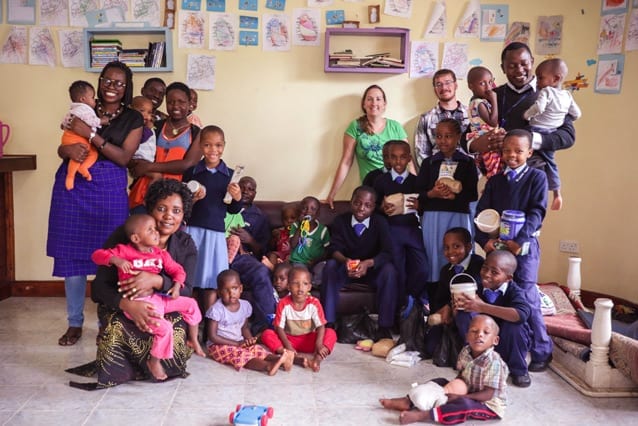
[229,404,274,426]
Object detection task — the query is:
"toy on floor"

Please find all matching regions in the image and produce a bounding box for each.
[355,339,373,351]
[229,405,274,426]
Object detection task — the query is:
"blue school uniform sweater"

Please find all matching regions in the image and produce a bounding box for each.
[373,172,420,228]
[328,212,393,268]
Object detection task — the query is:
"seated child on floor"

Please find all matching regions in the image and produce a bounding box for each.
[261,265,337,372]
[288,196,330,270]
[379,314,508,425]
[91,214,205,381]
[271,262,291,303]
[262,203,298,270]
[206,269,294,375]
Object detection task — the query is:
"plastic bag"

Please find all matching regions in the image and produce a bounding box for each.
[336,308,378,344]
[432,324,463,368]
[397,298,429,358]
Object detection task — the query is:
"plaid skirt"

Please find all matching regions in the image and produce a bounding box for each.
[208,343,269,370]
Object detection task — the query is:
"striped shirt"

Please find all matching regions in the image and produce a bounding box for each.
[457,346,508,418]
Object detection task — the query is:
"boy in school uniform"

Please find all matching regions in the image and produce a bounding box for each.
[373,140,429,309]
[320,185,399,340]
[474,129,553,379]
[454,250,532,387]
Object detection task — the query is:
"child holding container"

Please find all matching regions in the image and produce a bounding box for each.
[474,129,553,378]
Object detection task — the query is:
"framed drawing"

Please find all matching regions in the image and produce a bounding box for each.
[368,5,380,24]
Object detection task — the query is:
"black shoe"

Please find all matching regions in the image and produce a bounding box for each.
[528,354,553,372]
[511,374,531,388]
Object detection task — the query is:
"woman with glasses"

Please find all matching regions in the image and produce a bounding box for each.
[47,61,143,346]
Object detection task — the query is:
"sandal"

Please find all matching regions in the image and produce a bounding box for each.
[58,327,82,346]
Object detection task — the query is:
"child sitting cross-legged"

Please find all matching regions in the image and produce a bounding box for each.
[379,314,508,425]
[206,269,294,375]
[261,265,337,372]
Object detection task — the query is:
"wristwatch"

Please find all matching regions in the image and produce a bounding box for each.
[89,131,96,144]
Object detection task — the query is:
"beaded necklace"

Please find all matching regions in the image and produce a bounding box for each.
[96,101,124,124]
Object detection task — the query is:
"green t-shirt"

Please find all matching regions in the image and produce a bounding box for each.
[224,212,246,237]
[345,118,407,182]
[288,221,330,265]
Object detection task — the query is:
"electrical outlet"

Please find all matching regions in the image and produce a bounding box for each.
[559,240,580,254]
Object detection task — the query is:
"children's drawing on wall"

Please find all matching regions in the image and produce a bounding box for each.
[239,0,257,11]
[187,54,216,90]
[103,0,129,16]
[266,0,286,11]
[595,54,624,94]
[384,0,413,19]
[423,0,446,38]
[308,0,333,7]
[209,13,237,50]
[239,30,258,46]
[207,0,226,12]
[240,15,258,28]
[181,0,201,10]
[480,4,508,42]
[293,8,320,46]
[29,27,56,66]
[69,0,99,27]
[409,41,438,79]
[40,0,69,26]
[602,0,628,14]
[504,21,530,46]
[58,29,84,67]
[86,7,125,27]
[1,26,28,64]
[179,11,205,48]
[625,9,638,51]
[442,42,468,80]
[326,10,345,25]
[8,0,36,25]
[454,0,479,38]
[535,15,562,55]
[263,13,290,51]
[133,0,161,26]
[597,13,626,54]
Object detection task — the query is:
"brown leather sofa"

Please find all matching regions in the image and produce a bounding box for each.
[253,200,377,316]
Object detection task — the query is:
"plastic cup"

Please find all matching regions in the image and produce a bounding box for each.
[186,180,201,194]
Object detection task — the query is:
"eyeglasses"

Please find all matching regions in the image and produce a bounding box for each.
[434,80,455,88]
[100,77,127,89]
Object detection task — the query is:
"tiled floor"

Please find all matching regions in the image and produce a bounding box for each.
[0,297,636,426]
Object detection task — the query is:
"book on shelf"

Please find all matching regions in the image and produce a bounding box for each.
[332,59,363,67]
[145,41,166,68]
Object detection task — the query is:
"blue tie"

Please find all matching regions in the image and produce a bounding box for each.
[353,223,366,237]
[452,264,464,275]
[483,288,500,304]
[507,170,517,181]
[394,175,404,184]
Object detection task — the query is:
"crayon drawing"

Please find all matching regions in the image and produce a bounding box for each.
[209,13,237,50]
[409,41,438,79]
[597,13,625,54]
[536,15,562,55]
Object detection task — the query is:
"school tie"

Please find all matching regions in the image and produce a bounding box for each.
[483,288,501,304]
[452,264,464,275]
[394,175,404,184]
[506,170,517,181]
[353,223,366,237]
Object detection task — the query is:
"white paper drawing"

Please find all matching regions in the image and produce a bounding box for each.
[308,0,333,6]
[132,0,161,27]
[187,54,216,91]
[293,8,321,46]
[384,0,413,19]
[209,13,238,51]
[40,0,69,26]
[29,27,56,67]
[626,9,638,51]
[103,0,129,17]
[505,21,530,46]
[454,0,479,38]
[423,0,446,38]
[0,26,28,64]
[597,13,626,54]
[70,0,100,27]
[58,29,84,68]
[536,15,562,55]
[263,13,291,51]
[442,42,468,79]
[179,11,206,48]
[409,41,438,79]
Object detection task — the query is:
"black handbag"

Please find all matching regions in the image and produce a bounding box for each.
[432,324,463,368]
[397,299,429,358]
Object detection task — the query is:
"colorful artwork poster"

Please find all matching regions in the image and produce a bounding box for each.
[29,27,56,66]
[240,15,258,29]
[132,0,161,26]
[179,11,206,48]
[597,13,626,54]
[266,0,286,11]
[58,29,84,68]
[293,8,320,46]
[207,1,226,12]
[326,10,344,25]
[423,0,446,38]
[441,42,468,79]
[182,0,202,11]
[239,0,257,11]
[626,9,638,51]
[409,41,438,79]
[480,4,508,42]
[536,15,563,55]
[239,30,258,45]
[594,53,624,94]
[601,0,628,14]
[262,13,290,51]
[505,21,530,46]
[384,0,413,19]
[40,0,69,26]
[187,54,216,90]
[209,13,237,50]
[455,0,479,38]
[8,0,36,25]
[0,26,28,64]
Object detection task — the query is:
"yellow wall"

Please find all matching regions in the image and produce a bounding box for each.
[1,0,636,302]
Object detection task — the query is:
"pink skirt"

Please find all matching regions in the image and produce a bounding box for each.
[208,343,269,370]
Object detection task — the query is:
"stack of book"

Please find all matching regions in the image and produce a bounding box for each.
[90,39,122,68]
[145,41,166,68]
[329,50,404,69]
[329,49,362,67]
[119,49,147,68]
